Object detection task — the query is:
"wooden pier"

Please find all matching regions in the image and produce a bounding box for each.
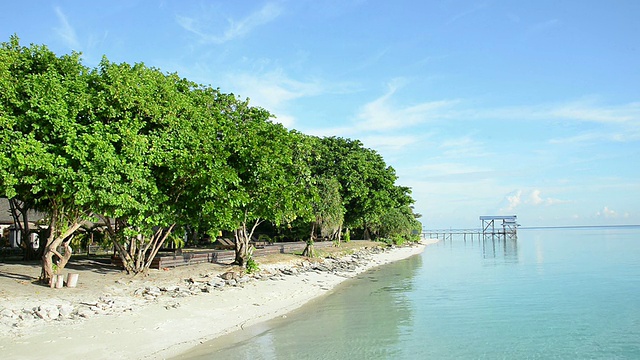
[423,215,519,241]
[422,229,483,242]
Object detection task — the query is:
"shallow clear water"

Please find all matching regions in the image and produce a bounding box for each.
[177,227,640,359]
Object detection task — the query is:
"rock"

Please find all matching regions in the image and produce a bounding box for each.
[77,308,94,318]
[145,286,162,297]
[208,279,222,287]
[18,310,36,321]
[220,271,241,280]
[134,288,145,296]
[165,303,181,310]
[35,304,59,321]
[225,279,237,286]
[1,308,16,319]
[58,304,74,318]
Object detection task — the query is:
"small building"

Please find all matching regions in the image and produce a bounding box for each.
[480,215,518,239]
[0,198,44,249]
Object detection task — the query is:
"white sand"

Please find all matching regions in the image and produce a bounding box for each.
[0,240,437,359]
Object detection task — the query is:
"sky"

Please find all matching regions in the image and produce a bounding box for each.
[2,1,639,229]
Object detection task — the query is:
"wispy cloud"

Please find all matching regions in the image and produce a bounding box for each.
[454,98,639,126]
[414,162,494,182]
[446,2,488,25]
[527,18,561,35]
[355,80,458,132]
[224,69,327,127]
[176,3,283,44]
[548,99,640,124]
[54,7,80,50]
[438,135,490,158]
[360,134,420,152]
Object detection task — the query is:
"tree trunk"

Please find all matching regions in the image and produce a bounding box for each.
[234,227,248,267]
[303,222,316,257]
[234,217,263,267]
[40,215,84,285]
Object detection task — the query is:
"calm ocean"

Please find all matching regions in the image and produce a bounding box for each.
[176,227,640,359]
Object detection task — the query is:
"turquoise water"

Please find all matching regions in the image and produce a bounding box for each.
[177,227,640,359]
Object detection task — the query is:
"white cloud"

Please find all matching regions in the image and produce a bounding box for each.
[177,3,283,44]
[527,19,561,35]
[596,206,618,218]
[418,162,489,178]
[355,81,458,132]
[459,99,640,126]
[360,134,420,152]
[499,189,568,213]
[548,99,640,124]
[438,135,490,158]
[503,190,522,212]
[529,189,566,206]
[224,69,326,127]
[54,7,80,50]
[446,2,488,25]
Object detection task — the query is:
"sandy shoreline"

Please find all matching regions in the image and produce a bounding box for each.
[0,240,437,359]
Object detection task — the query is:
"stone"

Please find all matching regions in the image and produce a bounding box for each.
[145,286,162,297]
[77,308,94,318]
[237,277,251,284]
[220,271,238,280]
[1,308,16,319]
[35,304,59,321]
[18,310,36,321]
[58,304,74,318]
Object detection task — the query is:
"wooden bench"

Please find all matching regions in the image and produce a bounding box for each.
[213,237,235,250]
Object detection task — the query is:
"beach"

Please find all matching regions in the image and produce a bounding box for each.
[0,240,435,359]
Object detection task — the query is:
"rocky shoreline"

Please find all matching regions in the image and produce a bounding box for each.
[0,245,402,338]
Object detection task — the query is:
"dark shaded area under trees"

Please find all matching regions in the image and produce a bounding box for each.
[0,36,422,282]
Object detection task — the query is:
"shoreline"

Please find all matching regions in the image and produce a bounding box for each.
[0,240,437,359]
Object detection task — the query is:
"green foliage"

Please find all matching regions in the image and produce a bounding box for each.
[258,233,272,243]
[373,205,422,244]
[245,257,260,274]
[312,176,344,239]
[344,228,351,243]
[170,234,185,249]
[0,36,419,275]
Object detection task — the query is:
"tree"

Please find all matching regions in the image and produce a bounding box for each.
[86,59,238,275]
[0,36,95,283]
[302,176,344,257]
[313,137,405,240]
[374,205,422,244]
[224,108,315,266]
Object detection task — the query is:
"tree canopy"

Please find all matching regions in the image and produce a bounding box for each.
[0,36,421,277]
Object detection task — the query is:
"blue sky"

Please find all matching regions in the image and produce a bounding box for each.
[3,1,639,228]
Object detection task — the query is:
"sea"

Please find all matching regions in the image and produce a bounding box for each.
[175,226,640,359]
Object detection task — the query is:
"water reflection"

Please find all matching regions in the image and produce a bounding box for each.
[481,237,519,263]
[178,255,424,360]
[434,235,520,263]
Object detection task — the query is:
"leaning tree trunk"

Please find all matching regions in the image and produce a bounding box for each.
[302,222,316,257]
[40,213,85,285]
